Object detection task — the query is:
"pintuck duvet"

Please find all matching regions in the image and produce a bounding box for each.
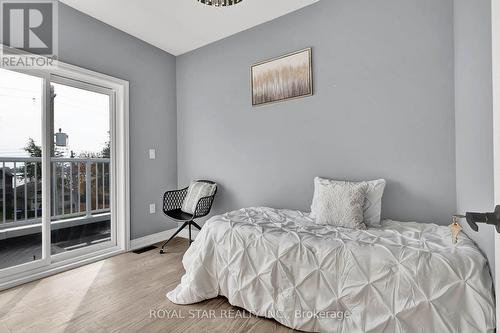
[167,207,495,333]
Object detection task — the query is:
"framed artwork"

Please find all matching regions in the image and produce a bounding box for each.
[251,48,313,106]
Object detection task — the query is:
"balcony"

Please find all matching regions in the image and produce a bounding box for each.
[0,157,111,269]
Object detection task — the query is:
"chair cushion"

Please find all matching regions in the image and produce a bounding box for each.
[181,182,217,215]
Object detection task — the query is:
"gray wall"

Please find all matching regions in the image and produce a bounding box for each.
[51,1,496,273]
[454,0,495,274]
[58,4,178,239]
[177,0,457,224]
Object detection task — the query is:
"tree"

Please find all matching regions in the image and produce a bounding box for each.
[101,140,110,158]
[23,138,42,181]
[24,138,41,158]
[78,131,110,159]
[99,131,111,158]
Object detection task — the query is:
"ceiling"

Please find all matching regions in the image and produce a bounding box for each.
[60,0,320,56]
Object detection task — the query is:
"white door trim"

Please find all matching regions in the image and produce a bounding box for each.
[51,58,131,255]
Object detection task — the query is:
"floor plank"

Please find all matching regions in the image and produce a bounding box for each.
[0,238,298,333]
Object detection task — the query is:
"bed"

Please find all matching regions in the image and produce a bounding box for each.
[167,207,495,333]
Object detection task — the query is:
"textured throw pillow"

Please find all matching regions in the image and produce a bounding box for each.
[362,179,386,227]
[312,178,368,229]
[181,182,216,215]
[311,177,386,227]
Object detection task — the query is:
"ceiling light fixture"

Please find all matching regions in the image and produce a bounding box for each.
[197,0,243,7]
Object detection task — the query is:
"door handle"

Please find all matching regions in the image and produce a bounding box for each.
[462,205,500,233]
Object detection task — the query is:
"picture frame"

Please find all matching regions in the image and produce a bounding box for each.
[251,48,313,107]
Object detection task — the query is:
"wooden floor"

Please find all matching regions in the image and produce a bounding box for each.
[0,238,297,333]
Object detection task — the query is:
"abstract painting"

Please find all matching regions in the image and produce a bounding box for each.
[251,48,313,106]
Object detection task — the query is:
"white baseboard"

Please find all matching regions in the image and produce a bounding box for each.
[130,229,176,250]
[130,227,200,251]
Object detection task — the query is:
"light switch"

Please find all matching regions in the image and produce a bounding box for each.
[149,149,156,160]
[149,204,156,214]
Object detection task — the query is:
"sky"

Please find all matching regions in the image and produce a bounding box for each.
[0,68,110,158]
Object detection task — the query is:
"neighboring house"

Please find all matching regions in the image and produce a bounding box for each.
[15,181,42,219]
[0,168,44,220]
[0,168,13,219]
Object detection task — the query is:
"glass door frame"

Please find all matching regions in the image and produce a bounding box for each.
[49,75,117,263]
[0,67,51,278]
[0,45,130,289]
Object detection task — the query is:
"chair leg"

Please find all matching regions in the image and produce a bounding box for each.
[191,221,202,230]
[160,221,189,254]
[189,223,192,244]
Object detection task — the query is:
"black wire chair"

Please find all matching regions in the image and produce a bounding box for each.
[160,180,217,254]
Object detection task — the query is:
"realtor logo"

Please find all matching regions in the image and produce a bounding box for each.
[0,0,58,68]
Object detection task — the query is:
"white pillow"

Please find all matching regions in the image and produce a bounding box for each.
[312,178,368,229]
[311,177,386,227]
[362,179,386,227]
[181,182,217,215]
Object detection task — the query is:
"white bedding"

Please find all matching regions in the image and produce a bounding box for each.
[167,207,495,333]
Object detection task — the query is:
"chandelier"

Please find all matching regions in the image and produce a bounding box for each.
[197,0,243,7]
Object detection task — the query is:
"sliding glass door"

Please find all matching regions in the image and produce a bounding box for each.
[0,69,118,278]
[49,77,115,259]
[0,68,48,274]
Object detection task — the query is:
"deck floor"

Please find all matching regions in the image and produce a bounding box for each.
[0,221,111,269]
